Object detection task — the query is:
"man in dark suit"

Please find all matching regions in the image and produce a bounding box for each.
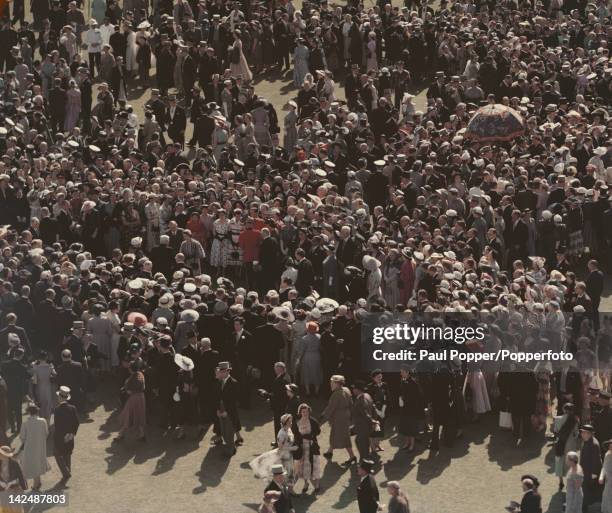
[593,391,612,457]
[259,228,281,295]
[352,380,377,461]
[586,259,604,331]
[165,95,187,146]
[579,425,602,513]
[196,338,219,427]
[0,313,31,360]
[231,318,253,408]
[506,209,529,269]
[56,349,87,413]
[516,477,542,513]
[49,78,67,134]
[213,361,242,454]
[155,336,178,430]
[1,347,29,434]
[260,362,290,446]
[150,234,175,279]
[265,465,294,513]
[356,459,379,513]
[253,314,285,389]
[36,288,62,352]
[294,248,315,298]
[53,386,80,482]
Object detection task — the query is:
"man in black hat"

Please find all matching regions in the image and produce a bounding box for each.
[351,379,377,461]
[53,386,80,483]
[594,392,612,457]
[213,361,242,454]
[579,424,602,512]
[356,459,379,513]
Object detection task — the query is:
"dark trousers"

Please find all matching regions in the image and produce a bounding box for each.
[158,392,173,429]
[244,262,256,291]
[276,42,290,69]
[511,413,531,438]
[273,410,282,443]
[54,450,72,478]
[355,430,370,460]
[50,116,64,135]
[430,420,452,449]
[88,52,101,76]
[7,396,23,433]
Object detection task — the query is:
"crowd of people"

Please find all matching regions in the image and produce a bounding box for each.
[0,0,611,511]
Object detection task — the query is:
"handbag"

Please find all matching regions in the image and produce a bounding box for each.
[499,411,513,430]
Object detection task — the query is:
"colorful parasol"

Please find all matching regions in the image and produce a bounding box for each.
[465,104,525,143]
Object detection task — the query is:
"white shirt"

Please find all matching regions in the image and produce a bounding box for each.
[85,28,103,53]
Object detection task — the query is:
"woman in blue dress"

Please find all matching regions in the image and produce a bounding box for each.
[293,38,310,87]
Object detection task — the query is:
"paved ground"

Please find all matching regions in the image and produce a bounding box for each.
[12,1,612,512]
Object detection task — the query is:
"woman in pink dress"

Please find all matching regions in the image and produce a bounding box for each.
[64,80,81,132]
[229,30,253,82]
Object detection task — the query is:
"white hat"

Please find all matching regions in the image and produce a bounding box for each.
[174,354,195,371]
[183,283,197,293]
[542,210,553,220]
[472,206,483,215]
[131,236,143,247]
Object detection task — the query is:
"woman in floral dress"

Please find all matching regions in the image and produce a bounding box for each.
[226,210,243,280]
[294,403,321,493]
[210,210,230,276]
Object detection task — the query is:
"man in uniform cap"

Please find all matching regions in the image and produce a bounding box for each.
[356,459,379,513]
[594,391,612,457]
[579,424,602,511]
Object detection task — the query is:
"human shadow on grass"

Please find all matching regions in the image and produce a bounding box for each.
[192,444,232,494]
[379,444,423,484]
[103,429,169,474]
[487,427,547,471]
[543,490,565,513]
[331,468,360,509]
[152,435,201,475]
[414,430,470,485]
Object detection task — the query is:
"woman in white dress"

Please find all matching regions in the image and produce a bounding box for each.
[463,360,491,421]
[277,414,296,486]
[212,119,229,164]
[249,414,297,489]
[600,441,612,513]
[105,301,122,368]
[366,32,378,72]
[229,30,253,81]
[19,404,50,490]
[565,451,584,513]
[210,211,230,275]
[125,25,138,76]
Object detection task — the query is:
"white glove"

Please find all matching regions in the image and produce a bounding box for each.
[399,397,404,408]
